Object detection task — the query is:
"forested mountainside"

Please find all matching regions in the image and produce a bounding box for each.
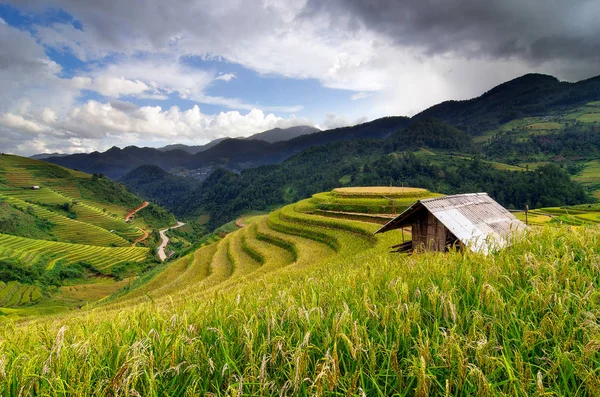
[44,73,600,229]
[414,73,600,134]
[123,119,588,228]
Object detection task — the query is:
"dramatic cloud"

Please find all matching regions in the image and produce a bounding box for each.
[303,0,600,78]
[1,0,598,155]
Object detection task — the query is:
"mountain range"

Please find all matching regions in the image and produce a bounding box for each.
[156,125,320,155]
[42,73,600,180]
[44,118,407,179]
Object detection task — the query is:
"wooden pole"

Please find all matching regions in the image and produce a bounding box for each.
[525,205,529,226]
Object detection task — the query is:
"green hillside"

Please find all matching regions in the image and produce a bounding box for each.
[1,187,600,395]
[0,154,181,315]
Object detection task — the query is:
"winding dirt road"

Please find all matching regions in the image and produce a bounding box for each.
[125,201,149,222]
[158,222,185,261]
[125,201,150,246]
[131,228,149,247]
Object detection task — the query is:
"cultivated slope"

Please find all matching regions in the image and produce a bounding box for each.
[0,154,180,315]
[4,187,600,395]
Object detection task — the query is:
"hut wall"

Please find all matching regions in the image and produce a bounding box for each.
[411,212,448,252]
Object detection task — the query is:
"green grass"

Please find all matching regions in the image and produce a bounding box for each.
[578,113,600,122]
[338,174,351,185]
[574,160,600,184]
[573,160,600,198]
[2,219,600,394]
[4,187,600,394]
[489,161,527,171]
[517,161,551,170]
[528,122,562,129]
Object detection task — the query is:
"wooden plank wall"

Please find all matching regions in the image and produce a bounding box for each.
[411,211,448,251]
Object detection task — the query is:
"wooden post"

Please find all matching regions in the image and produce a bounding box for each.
[402,228,405,243]
[525,204,529,226]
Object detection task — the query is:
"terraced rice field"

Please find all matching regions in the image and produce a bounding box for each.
[528,207,600,226]
[0,154,144,242]
[100,190,596,317]
[573,160,600,199]
[0,280,42,307]
[0,233,149,271]
[2,186,143,241]
[6,186,600,395]
[73,201,143,240]
[310,188,440,216]
[333,186,429,197]
[0,194,129,246]
[96,195,398,315]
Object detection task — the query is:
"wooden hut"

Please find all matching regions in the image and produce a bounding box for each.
[375,193,527,254]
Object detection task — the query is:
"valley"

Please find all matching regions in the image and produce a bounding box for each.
[1,73,600,395]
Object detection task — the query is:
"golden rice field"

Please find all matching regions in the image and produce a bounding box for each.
[0,233,149,271]
[311,188,441,218]
[333,186,429,197]
[2,190,600,396]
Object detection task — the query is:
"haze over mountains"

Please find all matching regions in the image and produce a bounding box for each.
[156,125,321,155]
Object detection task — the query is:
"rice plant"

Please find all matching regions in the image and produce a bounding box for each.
[2,192,600,396]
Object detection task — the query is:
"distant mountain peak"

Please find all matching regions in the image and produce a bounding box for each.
[30,152,69,160]
[246,125,320,143]
[157,125,320,154]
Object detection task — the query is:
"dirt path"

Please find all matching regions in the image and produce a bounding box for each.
[158,222,185,261]
[125,201,149,222]
[131,227,149,247]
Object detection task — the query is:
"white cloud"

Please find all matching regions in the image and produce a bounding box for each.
[0,17,6,25]
[0,23,76,113]
[351,92,371,100]
[79,58,301,111]
[87,76,150,98]
[22,0,550,117]
[0,113,46,134]
[319,113,367,130]
[0,101,313,155]
[216,73,236,81]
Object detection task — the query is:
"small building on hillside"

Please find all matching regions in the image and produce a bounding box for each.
[31,185,40,190]
[375,193,527,254]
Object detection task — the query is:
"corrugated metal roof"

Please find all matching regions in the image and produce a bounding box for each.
[375,193,527,254]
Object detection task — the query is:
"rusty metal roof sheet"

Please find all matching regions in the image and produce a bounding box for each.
[375,193,528,254]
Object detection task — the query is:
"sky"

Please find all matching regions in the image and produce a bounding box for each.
[0,0,599,156]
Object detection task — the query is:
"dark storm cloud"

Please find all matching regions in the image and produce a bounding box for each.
[303,0,600,63]
[109,100,138,114]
